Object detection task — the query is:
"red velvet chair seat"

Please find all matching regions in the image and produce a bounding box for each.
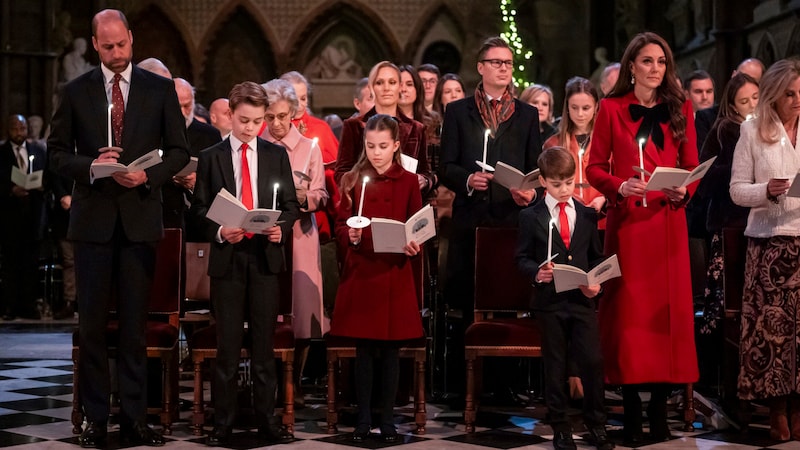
[464,319,541,348]
[74,322,179,349]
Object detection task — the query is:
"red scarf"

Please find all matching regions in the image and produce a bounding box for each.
[474,82,515,136]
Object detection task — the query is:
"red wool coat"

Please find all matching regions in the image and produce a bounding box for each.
[586,91,699,385]
[330,163,424,341]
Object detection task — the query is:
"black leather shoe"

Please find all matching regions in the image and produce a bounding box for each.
[586,426,615,450]
[120,421,164,447]
[553,430,578,450]
[206,427,231,446]
[352,424,370,442]
[78,421,107,449]
[258,425,294,444]
[622,430,644,447]
[380,425,399,443]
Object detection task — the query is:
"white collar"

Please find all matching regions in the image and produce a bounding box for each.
[100,63,132,84]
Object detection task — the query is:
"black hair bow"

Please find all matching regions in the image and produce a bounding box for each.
[629,103,670,150]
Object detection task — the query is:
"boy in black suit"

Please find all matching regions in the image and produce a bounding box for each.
[516,147,613,450]
[191,81,299,446]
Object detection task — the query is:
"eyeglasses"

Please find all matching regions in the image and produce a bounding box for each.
[420,78,438,85]
[480,59,514,69]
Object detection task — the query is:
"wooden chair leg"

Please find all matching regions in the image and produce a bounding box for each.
[282,351,295,433]
[683,383,696,431]
[192,357,205,435]
[414,356,426,434]
[326,353,338,433]
[160,350,177,435]
[464,356,476,433]
[71,349,83,434]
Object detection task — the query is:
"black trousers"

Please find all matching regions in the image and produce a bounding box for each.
[537,302,606,430]
[211,238,279,428]
[355,340,400,428]
[74,222,156,424]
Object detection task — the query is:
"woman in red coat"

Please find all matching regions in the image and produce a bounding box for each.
[585,32,699,445]
[330,114,424,443]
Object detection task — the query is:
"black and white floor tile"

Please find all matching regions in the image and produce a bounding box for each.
[1,324,799,449]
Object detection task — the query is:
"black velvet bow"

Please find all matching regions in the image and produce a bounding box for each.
[629,103,670,150]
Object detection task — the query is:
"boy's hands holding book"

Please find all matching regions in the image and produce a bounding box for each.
[535,262,554,284]
[221,226,246,244]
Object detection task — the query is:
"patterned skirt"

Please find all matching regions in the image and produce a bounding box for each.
[738,235,800,400]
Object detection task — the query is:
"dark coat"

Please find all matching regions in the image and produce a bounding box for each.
[190,137,300,277]
[330,163,424,341]
[48,65,190,243]
[0,139,48,241]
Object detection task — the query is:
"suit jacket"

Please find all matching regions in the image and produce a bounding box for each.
[334,107,432,189]
[48,65,190,243]
[516,199,604,311]
[439,96,542,224]
[190,137,300,277]
[695,105,718,151]
[0,139,48,241]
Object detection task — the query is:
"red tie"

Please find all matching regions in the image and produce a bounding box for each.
[558,202,570,249]
[240,143,254,238]
[112,73,125,147]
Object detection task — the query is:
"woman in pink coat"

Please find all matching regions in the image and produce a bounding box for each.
[586,32,699,445]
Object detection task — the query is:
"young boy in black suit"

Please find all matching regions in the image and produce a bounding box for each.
[516,146,613,450]
[191,81,300,446]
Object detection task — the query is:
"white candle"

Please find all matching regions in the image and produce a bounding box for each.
[638,138,647,207]
[302,137,318,174]
[28,154,34,174]
[357,176,369,217]
[481,129,491,172]
[547,217,556,262]
[107,104,113,148]
[272,183,279,210]
[577,147,585,198]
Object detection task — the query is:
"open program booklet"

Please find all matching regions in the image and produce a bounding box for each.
[643,156,716,191]
[11,166,43,190]
[552,254,621,293]
[90,149,162,179]
[492,161,540,190]
[371,204,436,253]
[206,188,282,234]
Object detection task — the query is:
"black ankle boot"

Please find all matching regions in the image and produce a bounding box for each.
[622,385,643,446]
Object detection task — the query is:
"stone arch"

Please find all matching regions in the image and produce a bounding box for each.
[405,2,465,74]
[197,2,278,105]
[128,4,193,81]
[755,32,777,68]
[284,0,402,76]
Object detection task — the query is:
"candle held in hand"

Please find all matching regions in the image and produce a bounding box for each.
[547,217,556,263]
[272,183,279,210]
[357,176,370,217]
[107,104,113,148]
[481,129,491,172]
[638,138,647,207]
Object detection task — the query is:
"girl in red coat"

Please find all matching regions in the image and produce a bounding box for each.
[585,32,699,445]
[330,114,424,443]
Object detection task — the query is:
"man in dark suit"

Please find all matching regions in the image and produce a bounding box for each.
[170,77,221,240]
[1,114,48,320]
[438,36,541,400]
[48,9,189,448]
[190,81,299,446]
[516,147,612,450]
[439,36,541,315]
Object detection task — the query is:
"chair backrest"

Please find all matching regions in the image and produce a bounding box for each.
[722,227,747,313]
[185,242,211,302]
[149,228,183,317]
[474,227,532,317]
[278,232,293,321]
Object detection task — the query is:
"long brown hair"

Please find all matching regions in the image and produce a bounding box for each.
[711,73,758,143]
[339,114,402,210]
[557,77,599,147]
[609,32,687,143]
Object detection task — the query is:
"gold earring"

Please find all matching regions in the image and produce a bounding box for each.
[631,74,635,85]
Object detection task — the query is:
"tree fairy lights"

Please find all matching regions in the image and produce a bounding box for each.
[499,0,534,88]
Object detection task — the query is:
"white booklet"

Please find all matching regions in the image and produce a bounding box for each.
[492,161,540,190]
[552,254,621,293]
[371,204,436,253]
[206,187,282,233]
[90,149,162,179]
[400,153,418,173]
[11,167,43,190]
[175,156,198,177]
[785,172,800,197]
[644,156,716,191]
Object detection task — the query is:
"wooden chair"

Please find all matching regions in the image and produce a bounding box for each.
[71,228,183,434]
[464,227,542,433]
[190,239,295,435]
[325,251,428,434]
